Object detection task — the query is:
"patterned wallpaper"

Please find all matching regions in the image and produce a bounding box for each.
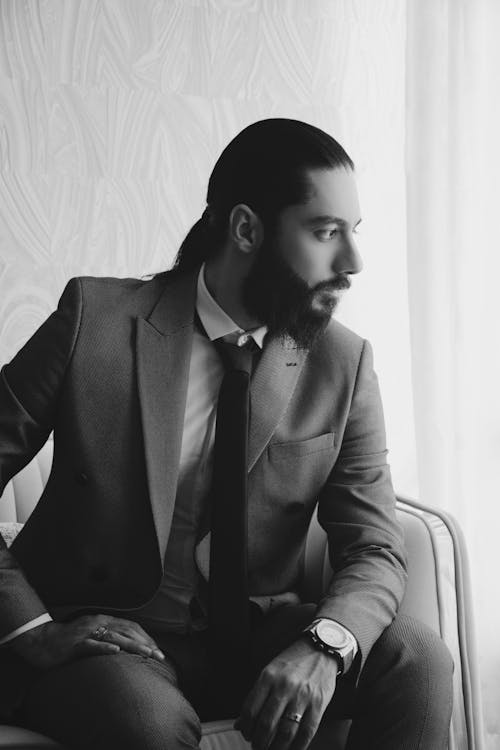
[0,0,413,488]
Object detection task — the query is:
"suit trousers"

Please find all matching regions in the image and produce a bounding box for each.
[8,605,453,750]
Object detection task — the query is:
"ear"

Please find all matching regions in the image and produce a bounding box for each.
[228,204,263,254]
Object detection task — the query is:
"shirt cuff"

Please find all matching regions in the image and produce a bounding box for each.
[0,613,53,645]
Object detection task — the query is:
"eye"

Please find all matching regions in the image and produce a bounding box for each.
[315,228,338,241]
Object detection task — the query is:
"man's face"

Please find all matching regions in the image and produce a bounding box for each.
[242,167,363,350]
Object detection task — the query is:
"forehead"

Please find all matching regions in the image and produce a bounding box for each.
[297,167,360,224]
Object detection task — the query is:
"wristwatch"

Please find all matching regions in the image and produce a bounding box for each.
[302,619,355,675]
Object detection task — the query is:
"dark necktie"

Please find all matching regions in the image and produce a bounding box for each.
[208,338,255,661]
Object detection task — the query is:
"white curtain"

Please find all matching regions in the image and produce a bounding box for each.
[406,1,500,746]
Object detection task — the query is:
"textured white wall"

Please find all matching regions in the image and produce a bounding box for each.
[0,0,414,490]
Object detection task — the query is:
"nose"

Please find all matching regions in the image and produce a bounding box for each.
[332,234,363,276]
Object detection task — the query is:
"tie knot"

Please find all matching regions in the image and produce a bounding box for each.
[215,339,256,374]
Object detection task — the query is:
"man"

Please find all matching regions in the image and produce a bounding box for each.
[0,119,453,749]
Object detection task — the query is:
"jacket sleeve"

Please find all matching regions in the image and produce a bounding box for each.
[314,339,408,673]
[0,278,82,638]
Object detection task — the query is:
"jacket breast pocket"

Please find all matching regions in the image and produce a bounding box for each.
[265,432,337,510]
[268,432,336,460]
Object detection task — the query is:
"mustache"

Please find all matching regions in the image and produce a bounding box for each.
[314,274,351,293]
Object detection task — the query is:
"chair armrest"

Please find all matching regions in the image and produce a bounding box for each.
[396,495,484,750]
[301,494,485,750]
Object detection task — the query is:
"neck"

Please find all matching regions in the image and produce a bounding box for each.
[204,255,261,330]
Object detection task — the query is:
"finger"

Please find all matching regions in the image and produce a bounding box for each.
[109,619,165,660]
[287,707,320,750]
[111,618,148,639]
[110,618,154,644]
[100,631,157,659]
[268,714,302,750]
[114,632,165,661]
[250,693,290,750]
[74,639,121,658]
[150,647,166,662]
[235,675,273,741]
[114,626,165,660]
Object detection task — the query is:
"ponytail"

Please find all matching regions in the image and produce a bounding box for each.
[172,207,218,273]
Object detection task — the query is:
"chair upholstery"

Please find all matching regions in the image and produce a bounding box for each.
[0,440,484,749]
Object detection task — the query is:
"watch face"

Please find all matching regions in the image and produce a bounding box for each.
[315,620,351,649]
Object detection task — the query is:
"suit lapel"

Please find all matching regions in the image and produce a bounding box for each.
[136,271,197,557]
[248,335,308,472]
[136,267,310,554]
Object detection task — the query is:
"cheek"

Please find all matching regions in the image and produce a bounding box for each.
[279,231,316,276]
[286,238,330,284]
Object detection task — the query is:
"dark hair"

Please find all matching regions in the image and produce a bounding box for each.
[171,118,354,273]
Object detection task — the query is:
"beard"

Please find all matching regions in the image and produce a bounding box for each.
[242,237,351,351]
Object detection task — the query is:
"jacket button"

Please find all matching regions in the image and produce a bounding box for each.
[75,471,88,486]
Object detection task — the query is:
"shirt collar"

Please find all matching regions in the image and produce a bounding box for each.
[196,263,268,349]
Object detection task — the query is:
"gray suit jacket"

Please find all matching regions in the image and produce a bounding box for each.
[0,268,407,672]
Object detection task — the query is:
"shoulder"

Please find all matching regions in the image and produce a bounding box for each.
[324,318,364,353]
[313,318,366,366]
[302,318,372,392]
[62,274,168,320]
[76,274,166,303]
[304,320,379,406]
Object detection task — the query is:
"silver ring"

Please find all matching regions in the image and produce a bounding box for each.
[91,625,108,640]
[284,712,302,724]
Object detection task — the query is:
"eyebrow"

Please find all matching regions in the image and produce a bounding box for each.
[306,215,362,228]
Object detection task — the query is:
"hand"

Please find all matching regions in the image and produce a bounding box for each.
[10,614,166,670]
[235,638,338,750]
